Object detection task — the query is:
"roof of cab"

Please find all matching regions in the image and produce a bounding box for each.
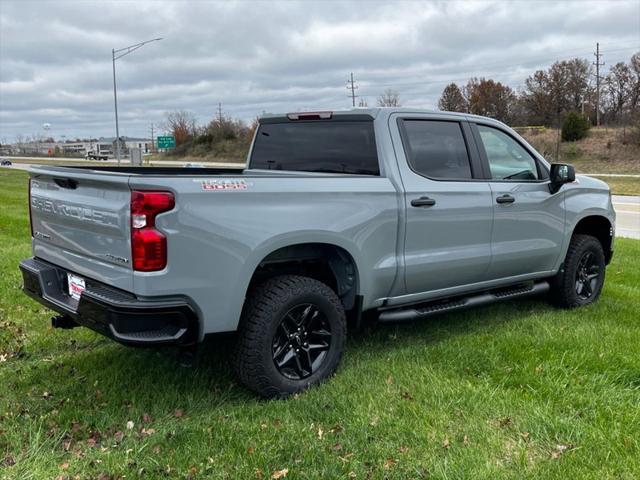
[258,107,507,128]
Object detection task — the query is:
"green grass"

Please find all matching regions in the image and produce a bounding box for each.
[591,176,640,196]
[1,169,639,479]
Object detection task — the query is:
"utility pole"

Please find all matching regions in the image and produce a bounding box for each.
[593,42,605,126]
[149,123,155,153]
[347,72,359,107]
[217,103,223,123]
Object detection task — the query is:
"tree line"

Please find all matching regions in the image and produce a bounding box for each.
[437,52,639,127]
[163,51,639,158]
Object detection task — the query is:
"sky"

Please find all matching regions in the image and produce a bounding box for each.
[0,0,639,142]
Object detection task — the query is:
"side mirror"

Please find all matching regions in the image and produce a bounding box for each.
[549,163,575,194]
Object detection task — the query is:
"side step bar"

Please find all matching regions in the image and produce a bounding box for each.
[378,281,550,323]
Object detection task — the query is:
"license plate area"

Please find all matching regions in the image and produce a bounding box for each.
[67,273,86,301]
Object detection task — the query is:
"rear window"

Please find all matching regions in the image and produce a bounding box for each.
[250,121,379,175]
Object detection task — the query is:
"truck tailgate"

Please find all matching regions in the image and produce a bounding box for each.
[29,166,133,290]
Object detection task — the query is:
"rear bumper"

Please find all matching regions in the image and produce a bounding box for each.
[20,257,199,346]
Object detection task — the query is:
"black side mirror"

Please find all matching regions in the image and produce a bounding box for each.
[549,163,575,194]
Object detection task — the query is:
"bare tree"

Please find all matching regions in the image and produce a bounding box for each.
[377,89,401,107]
[438,83,468,112]
[604,62,632,122]
[163,110,197,146]
[358,98,369,107]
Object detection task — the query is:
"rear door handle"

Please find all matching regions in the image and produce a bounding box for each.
[411,196,436,207]
[496,194,515,204]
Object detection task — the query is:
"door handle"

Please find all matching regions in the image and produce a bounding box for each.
[496,194,515,204]
[411,196,436,207]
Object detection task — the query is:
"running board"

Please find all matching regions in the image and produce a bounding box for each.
[378,281,550,323]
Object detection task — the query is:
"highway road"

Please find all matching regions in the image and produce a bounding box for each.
[2,164,639,239]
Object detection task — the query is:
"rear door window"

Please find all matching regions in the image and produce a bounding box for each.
[400,120,473,180]
[250,121,379,175]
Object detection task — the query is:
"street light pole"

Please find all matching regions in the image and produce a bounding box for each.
[112,48,121,165]
[111,37,162,166]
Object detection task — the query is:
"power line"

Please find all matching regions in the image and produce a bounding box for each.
[346,72,359,107]
[594,42,605,126]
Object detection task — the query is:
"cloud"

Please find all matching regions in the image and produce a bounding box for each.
[0,0,638,141]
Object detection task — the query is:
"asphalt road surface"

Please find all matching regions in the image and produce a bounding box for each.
[2,164,639,239]
[613,195,640,239]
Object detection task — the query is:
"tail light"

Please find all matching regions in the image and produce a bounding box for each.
[130,190,175,271]
[28,178,34,237]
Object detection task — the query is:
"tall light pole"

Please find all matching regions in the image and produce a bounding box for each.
[112,37,162,165]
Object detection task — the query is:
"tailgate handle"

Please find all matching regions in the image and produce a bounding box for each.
[54,178,78,189]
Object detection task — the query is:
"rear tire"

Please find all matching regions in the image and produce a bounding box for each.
[550,234,606,308]
[233,275,346,398]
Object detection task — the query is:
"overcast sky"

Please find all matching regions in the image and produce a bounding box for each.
[0,0,638,142]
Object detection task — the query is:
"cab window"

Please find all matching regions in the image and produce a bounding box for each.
[477,125,540,181]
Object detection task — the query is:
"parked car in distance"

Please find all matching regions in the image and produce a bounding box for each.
[20,108,615,398]
[1,158,12,166]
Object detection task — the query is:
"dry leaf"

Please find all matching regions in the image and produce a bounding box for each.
[442,437,450,449]
[126,421,134,430]
[383,458,396,469]
[248,447,255,455]
[114,431,124,443]
[60,462,69,470]
[86,438,97,448]
[317,428,324,440]
[271,468,289,479]
[463,435,469,445]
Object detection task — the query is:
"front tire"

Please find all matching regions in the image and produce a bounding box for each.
[233,275,346,398]
[550,234,606,308]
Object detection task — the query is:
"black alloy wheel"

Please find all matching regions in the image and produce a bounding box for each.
[272,304,332,380]
[575,251,601,300]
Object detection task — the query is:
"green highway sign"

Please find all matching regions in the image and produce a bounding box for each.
[157,135,176,149]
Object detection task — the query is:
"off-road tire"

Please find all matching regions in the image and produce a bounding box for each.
[550,234,606,308]
[233,275,346,398]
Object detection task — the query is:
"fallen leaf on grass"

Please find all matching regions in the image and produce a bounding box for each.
[142,412,153,423]
[551,444,574,459]
[174,409,184,418]
[141,428,156,437]
[114,431,124,443]
[400,391,414,401]
[317,427,324,440]
[442,437,450,449]
[247,447,255,455]
[59,462,69,470]
[271,468,289,479]
[126,421,134,430]
[383,458,396,469]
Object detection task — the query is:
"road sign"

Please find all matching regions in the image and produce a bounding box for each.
[157,135,176,149]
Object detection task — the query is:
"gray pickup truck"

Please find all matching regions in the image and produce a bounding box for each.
[20,108,615,397]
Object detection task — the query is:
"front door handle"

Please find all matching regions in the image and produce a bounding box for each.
[411,196,436,207]
[496,194,515,204]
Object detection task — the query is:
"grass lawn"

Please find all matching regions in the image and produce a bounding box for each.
[1,169,639,479]
[591,176,640,197]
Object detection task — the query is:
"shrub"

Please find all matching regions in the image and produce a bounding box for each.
[561,112,590,141]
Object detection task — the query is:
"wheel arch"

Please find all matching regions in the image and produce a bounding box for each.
[571,214,614,264]
[245,241,361,312]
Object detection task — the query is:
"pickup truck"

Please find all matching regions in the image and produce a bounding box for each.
[20,108,615,398]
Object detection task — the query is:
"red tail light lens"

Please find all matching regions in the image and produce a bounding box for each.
[130,191,175,271]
